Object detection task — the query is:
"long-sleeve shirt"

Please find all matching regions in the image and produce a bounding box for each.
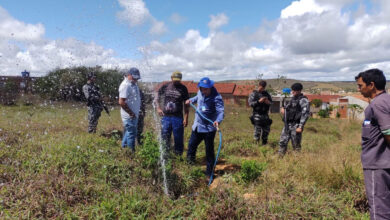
[296,96,310,129]
[82,82,102,107]
[190,87,224,133]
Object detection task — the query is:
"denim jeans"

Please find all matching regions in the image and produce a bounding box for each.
[186,128,216,176]
[161,116,184,155]
[122,117,138,150]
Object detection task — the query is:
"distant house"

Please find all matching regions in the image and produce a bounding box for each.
[214,83,236,104]
[0,70,38,104]
[340,95,369,120]
[232,84,255,106]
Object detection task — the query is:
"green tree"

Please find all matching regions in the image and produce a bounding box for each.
[311,99,322,108]
[348,104,363,120]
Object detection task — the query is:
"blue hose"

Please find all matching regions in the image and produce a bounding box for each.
[189,102,223,186]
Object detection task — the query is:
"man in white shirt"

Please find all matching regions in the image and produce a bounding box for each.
[118,67,141,151]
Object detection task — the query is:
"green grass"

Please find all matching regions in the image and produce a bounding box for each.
[0,103,369,219]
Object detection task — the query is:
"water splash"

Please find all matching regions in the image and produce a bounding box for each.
[149,84,169,196]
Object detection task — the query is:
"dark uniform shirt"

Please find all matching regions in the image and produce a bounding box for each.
[361,92,390,169]
[82,82,102,108]
[248,90,273,115]
[158,82,189,118]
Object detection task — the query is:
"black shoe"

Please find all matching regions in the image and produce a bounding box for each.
[262,140,268,145]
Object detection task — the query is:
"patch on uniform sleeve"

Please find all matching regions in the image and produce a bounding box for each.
[363,120,371,126]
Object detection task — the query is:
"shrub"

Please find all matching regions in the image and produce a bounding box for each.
[240,160,267,182]
[318,108,330,118]
[137,132,160,169]
[311,99,322,108]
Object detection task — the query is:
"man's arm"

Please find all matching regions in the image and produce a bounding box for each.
[214,95,225,128]
[384,134,390,145]
[297,97,310,132]
[248,92,258,107]
[119,98,135,117]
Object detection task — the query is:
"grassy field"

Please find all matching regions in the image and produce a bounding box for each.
[0,103,368,219]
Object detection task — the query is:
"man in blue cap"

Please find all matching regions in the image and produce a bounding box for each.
[185,77,224,177]
[118,67,141,152]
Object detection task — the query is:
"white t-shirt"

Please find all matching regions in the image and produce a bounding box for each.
[118,78,141,122]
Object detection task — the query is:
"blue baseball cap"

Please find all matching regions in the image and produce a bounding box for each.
[197,77,214,88]
[125,67,141,80]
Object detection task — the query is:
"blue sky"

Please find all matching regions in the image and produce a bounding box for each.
[0,0,389,81]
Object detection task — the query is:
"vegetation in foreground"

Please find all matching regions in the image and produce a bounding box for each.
[0,103,368,219]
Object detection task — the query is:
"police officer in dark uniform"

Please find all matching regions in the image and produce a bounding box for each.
[278,83,310,156]
[83,72,104,133]
[248,80,273,145]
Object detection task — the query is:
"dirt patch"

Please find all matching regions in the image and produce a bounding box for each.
[354,197,369,213]
[100,129,123,141]
[305,127,318,133]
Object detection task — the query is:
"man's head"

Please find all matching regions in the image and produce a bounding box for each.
[171,71,182,85]
[198,77,214,96]
[355,69,386,98]
[258,80,267,92]
[291,83,303,96]
[87,72,96,83]
[125,67,141,82]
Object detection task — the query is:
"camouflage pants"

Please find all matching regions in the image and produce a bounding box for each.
[254,124,270,143]
[278,123,302,155]
[87,106,102,133]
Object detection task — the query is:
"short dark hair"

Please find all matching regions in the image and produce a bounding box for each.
[355,68,386,90]
[259,80,267,88]
[291,83,303,91]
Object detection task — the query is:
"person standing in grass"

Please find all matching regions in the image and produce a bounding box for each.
[186,77,224,178]
[278,83,310,157]
[248,80,273,145]
[156,71,189,156]
[118,68,141,152]
[83,72,103,133]
[355,68,390,219]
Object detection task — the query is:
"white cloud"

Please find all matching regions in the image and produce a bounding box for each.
[208,13,229,31]
[117,0,167,35]
[170,13,186,24]
[281,0,330,18]
[0,6,45,41]
[2,0,390,82]
[117,0,150,26]
[149,20,167,35]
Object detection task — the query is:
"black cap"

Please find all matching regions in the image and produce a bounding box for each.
[291,83,303,91]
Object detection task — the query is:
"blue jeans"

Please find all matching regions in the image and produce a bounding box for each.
[186,128,216,176]
[161,116,184,155]
[122,117,138,150]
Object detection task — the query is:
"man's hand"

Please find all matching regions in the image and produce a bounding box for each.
[280,108,285,115]
[183,119,188,127]
[259,97,267,103]
[213,121,219,128]
[296,127,303,133]
[157,108,164,116]
[185,99,191,105]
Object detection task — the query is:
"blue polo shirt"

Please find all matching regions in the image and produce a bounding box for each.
[361,92,390,169]
[190,87,224,133]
